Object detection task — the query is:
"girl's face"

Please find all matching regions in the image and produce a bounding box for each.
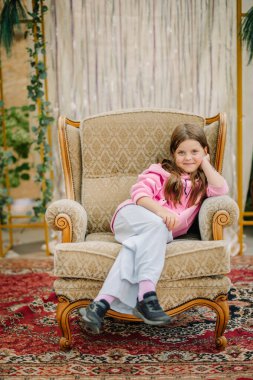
[174,139,208,174]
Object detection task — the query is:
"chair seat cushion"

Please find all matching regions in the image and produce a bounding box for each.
[54,275,231,310]
[54,235,230,282]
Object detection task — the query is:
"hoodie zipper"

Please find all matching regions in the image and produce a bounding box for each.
[184,179,191,197]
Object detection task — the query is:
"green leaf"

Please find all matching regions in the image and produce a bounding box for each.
[20,173,30,180]
[29,104,36,111]
[0,0,27,54]
[39,71,47,79]
[44,144,51,154]
[241,6,253,64]
[16,163,30,172]
[9,175,20,187]
[37,89,44,98]
[37,61,45,71]
[6,196,13,205]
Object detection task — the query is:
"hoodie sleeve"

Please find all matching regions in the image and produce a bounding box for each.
[206,179,229,197]
[130,164,167,204]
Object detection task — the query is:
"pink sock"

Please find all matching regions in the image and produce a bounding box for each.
[94,294,116,305]
[138,280,156,301]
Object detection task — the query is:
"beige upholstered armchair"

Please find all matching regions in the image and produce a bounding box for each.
[46,109,239,350]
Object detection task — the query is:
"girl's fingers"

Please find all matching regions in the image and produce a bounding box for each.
[169,217,173,229]
[167,216,175,230]
[171,216,176,228]
[164,216,170,229]
[163,214,178,230]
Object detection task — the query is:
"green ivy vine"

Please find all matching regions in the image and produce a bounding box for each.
[0,0,53,223]
[26,0,53,220]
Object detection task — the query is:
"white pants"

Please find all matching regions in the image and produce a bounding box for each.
[97,204,173,314]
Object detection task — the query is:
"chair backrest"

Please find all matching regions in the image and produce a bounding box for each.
[58,109,226,234]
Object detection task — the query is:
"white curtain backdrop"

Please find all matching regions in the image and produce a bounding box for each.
[45,0,246,254]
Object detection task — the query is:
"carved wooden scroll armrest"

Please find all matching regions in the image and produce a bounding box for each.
[199,195,239,241]
[45,199,87,243]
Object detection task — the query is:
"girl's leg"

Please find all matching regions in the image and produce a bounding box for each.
[80,205,173,332]
[96,205,172,308]
[138,280,156,301]
[94,294,116,304]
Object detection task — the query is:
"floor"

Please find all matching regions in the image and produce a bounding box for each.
[244,226,253,255]
[1,228,51,258]
[1,225,253,258]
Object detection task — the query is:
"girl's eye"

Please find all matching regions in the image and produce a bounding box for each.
[178,151,185,156]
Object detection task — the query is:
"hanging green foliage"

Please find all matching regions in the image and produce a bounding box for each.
[241,6,253,64]
[0,0,53,223]
[26,0,53,220]
[0,106,32,224]
[0,0,27,55]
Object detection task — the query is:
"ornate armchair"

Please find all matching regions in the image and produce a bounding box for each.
[46,109,238,350]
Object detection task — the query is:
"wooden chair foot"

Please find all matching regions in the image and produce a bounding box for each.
[214,294,229,350]
[215,335,227,350]
[60,337,72,351]
[57,296,90,350]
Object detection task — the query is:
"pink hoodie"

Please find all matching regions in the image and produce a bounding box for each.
[110,163,229,238]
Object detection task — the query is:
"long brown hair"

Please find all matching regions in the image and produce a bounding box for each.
[162,123,210,207]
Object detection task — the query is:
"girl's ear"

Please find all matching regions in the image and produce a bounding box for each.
[204,146,208,155]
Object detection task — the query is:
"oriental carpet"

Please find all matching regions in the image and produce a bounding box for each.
[0,256,252,380]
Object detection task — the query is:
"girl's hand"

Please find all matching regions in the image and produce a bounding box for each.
[201,153,210,167]
[157,209,180,231]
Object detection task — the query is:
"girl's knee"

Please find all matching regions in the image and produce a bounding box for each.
[150,218,173,242]
[149,216,168,234]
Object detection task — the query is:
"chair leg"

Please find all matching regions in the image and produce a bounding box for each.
[161,295,230,350]
[214,294,229,350]
[56,296,89,350]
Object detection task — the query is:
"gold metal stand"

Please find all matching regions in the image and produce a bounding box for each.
[237,0,253,255]
[0,0,52,257]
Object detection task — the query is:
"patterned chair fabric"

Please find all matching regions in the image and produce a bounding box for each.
[54,276,231,310]
[54,239,229,282]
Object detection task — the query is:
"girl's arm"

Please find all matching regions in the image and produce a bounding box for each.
[137,196,180,230]
[201,154,226,187]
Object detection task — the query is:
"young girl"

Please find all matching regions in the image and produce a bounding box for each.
[80,123,229,333]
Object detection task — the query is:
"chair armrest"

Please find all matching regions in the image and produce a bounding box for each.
[198,195,239,241]
[45,199,87,243]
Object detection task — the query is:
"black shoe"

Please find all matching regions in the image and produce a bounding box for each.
[79,299,110,334]
[133,291,172,326]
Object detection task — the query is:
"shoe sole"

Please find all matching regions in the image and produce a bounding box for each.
[79,308,101,334]
[132,307,171,326]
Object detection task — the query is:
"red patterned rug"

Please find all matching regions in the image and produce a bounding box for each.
[0,256,253,380]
